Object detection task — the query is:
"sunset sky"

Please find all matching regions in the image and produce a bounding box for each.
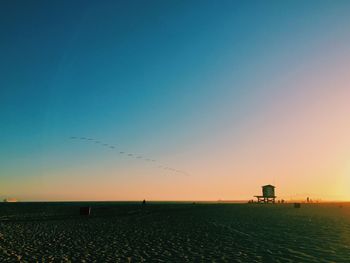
[1,0,350,201]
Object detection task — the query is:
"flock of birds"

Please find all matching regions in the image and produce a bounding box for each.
[69,137,189,176]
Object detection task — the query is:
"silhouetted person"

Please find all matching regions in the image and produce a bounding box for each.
[142,199,146,205]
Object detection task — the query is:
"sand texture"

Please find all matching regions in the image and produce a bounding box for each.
[0,202,350,262]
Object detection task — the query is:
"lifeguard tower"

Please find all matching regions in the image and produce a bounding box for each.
[255,185,276,203]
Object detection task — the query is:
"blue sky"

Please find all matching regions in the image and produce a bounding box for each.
[1,0,350,200]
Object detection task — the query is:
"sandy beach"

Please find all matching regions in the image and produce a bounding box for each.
[0,202,349,262]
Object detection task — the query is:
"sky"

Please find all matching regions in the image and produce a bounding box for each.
[1,0,350,201]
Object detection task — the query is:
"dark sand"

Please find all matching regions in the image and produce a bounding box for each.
[1,202,350,262]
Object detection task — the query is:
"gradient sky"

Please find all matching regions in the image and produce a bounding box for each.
[1,0,350,201]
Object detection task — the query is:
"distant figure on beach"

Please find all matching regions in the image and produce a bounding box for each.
[142,199,146,205]
[79,206,91,216]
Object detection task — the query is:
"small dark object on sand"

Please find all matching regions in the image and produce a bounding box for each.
[294,203,301,208]
[142,199,146,205]
[80,206,91,216]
